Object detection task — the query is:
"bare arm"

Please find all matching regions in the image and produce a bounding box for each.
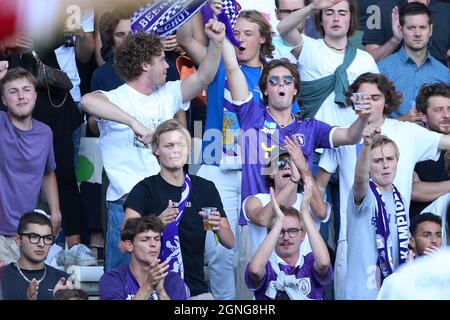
[223,38,249,101]
[301,176,330,276]
[316,167,332,197]
[174,110,187,129]
[277,3,315,54]
[364,6,402,62]
[180,19,225,103]
[42,171,61,235]
[438,134,450,151]
[412,179,450,202]
[206,211,235,249]
[80,92,153,145]
[247,188,284,287]
[75,31,95,63]
[332,113,369,147]
[352,124,380,204]
[176,12,208,65]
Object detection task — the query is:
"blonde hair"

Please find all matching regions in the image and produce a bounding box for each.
[151,119,191,157]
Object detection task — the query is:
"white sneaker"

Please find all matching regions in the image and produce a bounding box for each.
[65,244,97,267]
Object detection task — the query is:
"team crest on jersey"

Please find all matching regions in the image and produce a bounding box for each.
[294,133,305,146]
[261,120,277,135]
[298,278,311,296]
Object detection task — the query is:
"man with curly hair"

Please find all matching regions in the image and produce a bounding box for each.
[80,19,226,272]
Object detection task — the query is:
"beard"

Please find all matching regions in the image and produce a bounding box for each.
[8,107,33,121]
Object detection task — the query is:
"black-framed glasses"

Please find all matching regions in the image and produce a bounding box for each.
[268,75,294,86]
[19,232,55,245]
[278,228,301,238]
[277,158,291,168]
[278,8,302,15]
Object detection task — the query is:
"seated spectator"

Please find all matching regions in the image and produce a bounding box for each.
[0,211,73,300]
[99,215,188,300]
[245,177,332,300]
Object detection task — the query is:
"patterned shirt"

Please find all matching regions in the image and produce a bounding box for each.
[378,46,450,118]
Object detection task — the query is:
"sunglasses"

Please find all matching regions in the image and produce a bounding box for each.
[268,75,294,86]
[277,158,291,168]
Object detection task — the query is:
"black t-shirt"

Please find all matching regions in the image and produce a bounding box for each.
[410,150,450,218]
[0,263,69,300]
[362,0,450,66]
[124,174,226,297]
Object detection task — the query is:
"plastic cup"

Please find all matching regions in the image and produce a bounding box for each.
[352,93,370,114]
[201,207,216,231]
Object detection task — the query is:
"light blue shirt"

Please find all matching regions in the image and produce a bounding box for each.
[378,46,450,118]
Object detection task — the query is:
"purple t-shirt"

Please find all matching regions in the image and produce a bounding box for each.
[99,264,188,300]
[245,253,333,300]
[0,112,55,235]
[224,95,335,221]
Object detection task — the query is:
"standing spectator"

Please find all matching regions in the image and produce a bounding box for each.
[0,68,61,265]
[346,132,407,300]
[277,0,379,124]
[99,215,188,300]
[81,19,227,272]
[378,2,450,122]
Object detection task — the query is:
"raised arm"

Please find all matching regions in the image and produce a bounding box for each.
[80,92,153,146]
[365,6,402,62]
[223,36,250,101]
[300,176,330,277]
[180,19,225,103]
[352,124,380,204]
[176,11,208,65]
[247,188,284,287]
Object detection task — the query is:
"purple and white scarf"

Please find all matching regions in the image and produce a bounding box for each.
[369,179,409,284]
[159,173,192,278]
[131,0,208,36]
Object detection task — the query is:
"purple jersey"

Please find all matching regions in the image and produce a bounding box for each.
[245,253,333,300]
[99,264,188,300]
[224,95,335,221]
[0,112,55,235]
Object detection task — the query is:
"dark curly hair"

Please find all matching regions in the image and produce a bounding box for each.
[99,7,133,48]
[259,58,301,106]
[236,10,275,62]
[415,83,450,115]
[346,73,403,115]
[114,31,164,82]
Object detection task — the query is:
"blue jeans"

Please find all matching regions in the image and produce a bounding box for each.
[105,200,130,272]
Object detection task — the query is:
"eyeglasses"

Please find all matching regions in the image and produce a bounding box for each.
[268,75,294,86]
[278,8,302,15]
[277,158,291,168]
[19,232,55,245]
[279,228,301,238]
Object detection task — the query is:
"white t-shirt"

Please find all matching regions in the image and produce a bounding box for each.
[319,118,442,242]
[98,81,190,201]
[298,34,379,127]
[55,8,94,103]
[242,193,331,256]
